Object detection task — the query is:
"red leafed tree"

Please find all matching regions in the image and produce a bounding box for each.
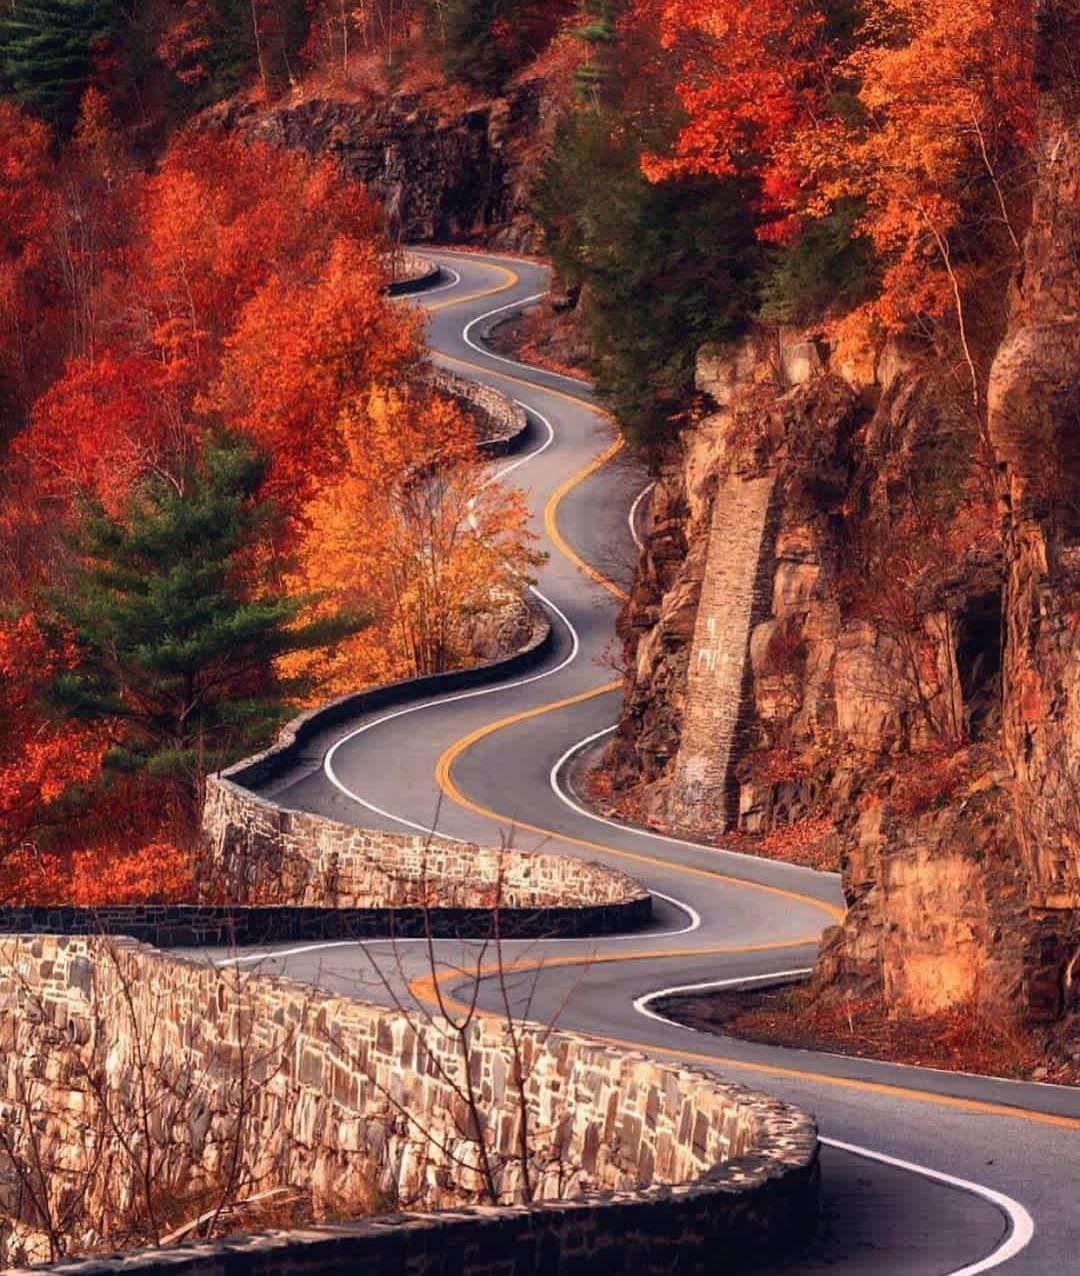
[50,89,140,364]
[18,351,189,512]
[0,102,61,428]
[0,615,105,866]
[137,134,382,375]
[638,0,1035,354]
[18,132,391,519]
[635,0,833,240]
[212,234,420,524]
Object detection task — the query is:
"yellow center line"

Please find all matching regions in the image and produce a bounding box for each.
[434,682,844,924]
[423,262,520,312]
[544,441,629,601]
[409,960,1080,1133]
[414,259,1080,1130]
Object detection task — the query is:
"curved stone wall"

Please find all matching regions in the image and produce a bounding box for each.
[428,364,529,454]
[197,611,651,934]
[2,936,819,1274]
[386,251,442,294]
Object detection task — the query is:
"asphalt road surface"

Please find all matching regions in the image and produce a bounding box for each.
[208,251,1080,1275]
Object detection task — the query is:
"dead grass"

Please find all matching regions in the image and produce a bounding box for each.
[486,303,592,381]
[661,982,1079,1085]
[581,763,839,870]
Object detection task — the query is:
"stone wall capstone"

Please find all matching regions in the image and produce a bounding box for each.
[0,936,819,1273]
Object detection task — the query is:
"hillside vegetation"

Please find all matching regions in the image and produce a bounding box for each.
[1,0,1075,1055]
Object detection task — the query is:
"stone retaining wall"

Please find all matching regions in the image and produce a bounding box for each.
[203,776,648,914]
[666,474,776,830]
[196,611,651,932]
[428,365,529,454]
[1,936,819,1273]
[0,897,653,947]
[386,251,441,294]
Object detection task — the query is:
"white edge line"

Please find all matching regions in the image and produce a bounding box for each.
[819,1138,1034,1276]
[402,254,1069,1096]
[416,264,462,297]
[632,969,813,1029]
[549,724,841,883]
[313,385,702,943]
[633,974,1035,1276]
[342,254,1034,1276]
[321,403,571,837]
[462,292,594,387]
[213,885,701,967]
[628,481,655,551]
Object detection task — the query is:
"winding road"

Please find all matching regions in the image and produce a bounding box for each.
[214,252,1080,1274]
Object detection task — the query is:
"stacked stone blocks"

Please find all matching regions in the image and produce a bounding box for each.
[667,474,776,830]
[1,936,819,1274]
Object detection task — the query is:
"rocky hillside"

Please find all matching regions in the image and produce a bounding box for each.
[606,2,1078,1038]
[198,78,557,250]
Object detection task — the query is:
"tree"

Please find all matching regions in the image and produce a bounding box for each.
[634,0,834,242]
[51,437,364,814]
[535,107,758,451]
[0,0,115,132]
[636,0,1035,372]
[212,235,419,527]
[0,101,60,430]
[156,0,311,104]
[19,350,185,514]
[435,0,570,89]
[136,135,382,396]
[571,0,620,102]
[0,612,105,865]
[287,382,542,692]
[50,88,137,361]
[813,0,1034,396]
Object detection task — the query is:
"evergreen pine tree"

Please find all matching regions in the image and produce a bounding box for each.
[534,110,758,454]
[51,438,364,810]
[0,0,114,132]
[571,0,619,102]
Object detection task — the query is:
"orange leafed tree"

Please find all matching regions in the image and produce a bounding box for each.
[816,0,1034,342]
[639,0,1035,350]
[139,135,381,363]
[287,383,543,693]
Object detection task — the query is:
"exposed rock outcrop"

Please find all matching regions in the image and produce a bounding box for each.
[609,8,1079,1032]
[197,82,554,249]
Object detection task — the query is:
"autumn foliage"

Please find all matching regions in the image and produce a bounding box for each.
[636,0,1034,343]
[288,382,541,693]
[0,97,536,905]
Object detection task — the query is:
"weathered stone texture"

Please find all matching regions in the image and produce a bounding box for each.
[607,31,1080,1029]
[0,937,818,1272]
[387,250,441,291]
[201,777,646,913]
[196,83,553,250]
[427,365,529,454]
[194,602,649,932]
[665,474,775,829]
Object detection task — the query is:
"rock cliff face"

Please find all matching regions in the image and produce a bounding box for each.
[609,5,1078,1034]
[199,81,553,249]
